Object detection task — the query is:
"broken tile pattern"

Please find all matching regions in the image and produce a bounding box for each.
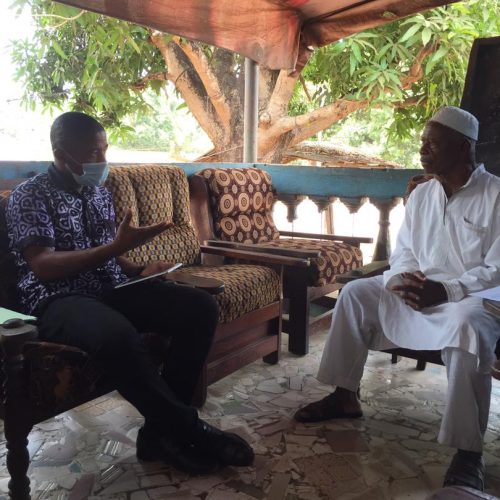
[1,330,500,499]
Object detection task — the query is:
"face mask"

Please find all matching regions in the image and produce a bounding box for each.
[71,162,109,187]
[63,151,109,187]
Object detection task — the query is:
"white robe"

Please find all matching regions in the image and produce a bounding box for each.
[316,165,500,450]
[379,164,500,371]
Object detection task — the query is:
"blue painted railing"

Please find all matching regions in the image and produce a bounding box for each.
[0,161,421,260]
[0,161,420,199]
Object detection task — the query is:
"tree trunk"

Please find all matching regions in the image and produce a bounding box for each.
[145,33,437,163]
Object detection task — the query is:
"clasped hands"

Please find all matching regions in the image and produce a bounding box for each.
[389,271,447,311]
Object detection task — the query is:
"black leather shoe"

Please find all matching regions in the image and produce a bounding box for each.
[136,426,219,475]
[192,420,254,467]
[443,451,485,491]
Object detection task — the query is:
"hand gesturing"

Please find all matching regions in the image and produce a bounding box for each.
[113,209,170,255]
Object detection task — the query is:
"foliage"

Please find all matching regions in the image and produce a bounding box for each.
[116,87,209,159]
[10,0,164,135]
[9,0,500,160]
[299,0,500,142]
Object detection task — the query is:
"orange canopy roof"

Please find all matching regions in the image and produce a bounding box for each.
[56,0,457,69]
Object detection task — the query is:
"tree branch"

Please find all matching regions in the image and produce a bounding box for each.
[279,98,368,143]
[258,67,279,112]
[149,31,224,144]
[276,44,437,146]
[172,37,232,130]
[262,69,300,124]
[400,43,438,90]
[131,71,170,91]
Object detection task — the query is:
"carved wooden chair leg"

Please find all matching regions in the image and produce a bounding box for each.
[286,270,311,356]
[263,350,280,365]
[4,419,32,500]
[1,321,38,500]
[416,359,427,371]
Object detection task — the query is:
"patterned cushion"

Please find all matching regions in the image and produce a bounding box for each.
[196,168,280,243]
[260,238,363,287]
[106,165,201,266]
[195,167,363,287]
[177,264,280,323]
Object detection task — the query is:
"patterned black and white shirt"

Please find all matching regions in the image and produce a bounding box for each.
[6,165,128,314]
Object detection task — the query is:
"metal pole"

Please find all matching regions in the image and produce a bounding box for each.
[243,57,259,163]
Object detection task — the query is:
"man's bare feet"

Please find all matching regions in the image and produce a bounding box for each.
[294,387,363,423]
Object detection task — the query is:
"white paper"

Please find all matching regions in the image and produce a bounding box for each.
[469,286,500,301]
[0,307,36,324]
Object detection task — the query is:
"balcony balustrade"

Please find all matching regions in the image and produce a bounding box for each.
[0,161,422,261]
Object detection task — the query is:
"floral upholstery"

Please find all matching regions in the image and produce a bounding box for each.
[177,264,280,323]
[107,165,280,324]
[196,168,280,243]
[195,167,363,287]
[260,238,363,287]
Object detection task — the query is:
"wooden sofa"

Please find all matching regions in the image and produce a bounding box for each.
[190,167,372,356]
[0,164,308,499]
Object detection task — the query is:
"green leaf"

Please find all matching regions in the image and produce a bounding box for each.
[128,36,141,54]
[421,27,432,46]
[400,23,421,42]
[351,43,362,63]
[51,40,67,60]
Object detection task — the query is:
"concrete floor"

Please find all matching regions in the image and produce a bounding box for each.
[2,329,500,499]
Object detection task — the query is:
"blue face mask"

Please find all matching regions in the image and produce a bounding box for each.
[71,161,109,187]
[64,151,109,187]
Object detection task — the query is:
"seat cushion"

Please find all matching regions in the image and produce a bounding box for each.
[260,238,363,286]
[178,264,280,323]
[196,168,280,243]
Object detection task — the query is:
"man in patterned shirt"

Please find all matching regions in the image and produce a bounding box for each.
[6,111,253,474]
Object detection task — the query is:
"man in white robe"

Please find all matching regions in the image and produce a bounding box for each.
[294,106,500,491]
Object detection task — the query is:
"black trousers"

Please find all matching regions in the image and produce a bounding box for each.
[37,279,218,438]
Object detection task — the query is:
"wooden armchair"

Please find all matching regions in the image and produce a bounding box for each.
[190,167,372,355]
[0,167,306,499]
[105,165,312,401]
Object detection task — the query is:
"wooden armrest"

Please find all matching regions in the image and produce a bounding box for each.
[335,260,389,284]
[0,319,39,349]
[280,230,373,245]
[200,245,310,267]
[164,270,225,295]
[484,299,500,318]
[205,240,320,259]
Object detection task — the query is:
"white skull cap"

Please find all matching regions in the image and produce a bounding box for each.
[429,106,479,140]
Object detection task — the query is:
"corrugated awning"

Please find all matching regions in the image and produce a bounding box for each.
[55,0,457,70]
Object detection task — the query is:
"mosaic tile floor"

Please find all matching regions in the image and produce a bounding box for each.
[2,329,500,499]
